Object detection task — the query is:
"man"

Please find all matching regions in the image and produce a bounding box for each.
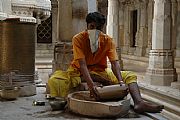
[48,12,164,113]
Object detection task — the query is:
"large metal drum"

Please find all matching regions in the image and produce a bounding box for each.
[0,19,36,95]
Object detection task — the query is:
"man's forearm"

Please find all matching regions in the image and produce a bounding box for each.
[111,60,123,82]
[78,59,100,100]
[79,59,94,88]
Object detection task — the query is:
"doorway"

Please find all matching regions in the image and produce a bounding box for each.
[130,10,137,47]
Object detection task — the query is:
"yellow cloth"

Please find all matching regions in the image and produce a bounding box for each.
[48,67,137,97]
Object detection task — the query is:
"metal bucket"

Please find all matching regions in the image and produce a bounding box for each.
[0,20,35,74]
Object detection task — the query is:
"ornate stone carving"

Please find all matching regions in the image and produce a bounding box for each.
[0,0,51,23]
[149,50,173,57]
[119,0,147,5]
[148,50,174,68]
[146,68,175,75]
[146,49,177,85]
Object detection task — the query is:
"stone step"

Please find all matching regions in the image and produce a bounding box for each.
[122,54,180,73]
[122,54,149,67]
[139,82,180,120]
[144,113,168,120]
[122,61,180,119]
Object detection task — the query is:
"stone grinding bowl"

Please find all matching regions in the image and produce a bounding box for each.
[0,87,20,100]
[67,91,130,118]
[49,97,67,111]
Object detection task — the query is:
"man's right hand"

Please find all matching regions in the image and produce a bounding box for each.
[89,85,100,101]
[78,59,101,101]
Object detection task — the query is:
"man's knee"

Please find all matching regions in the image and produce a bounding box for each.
[122,71,137,84]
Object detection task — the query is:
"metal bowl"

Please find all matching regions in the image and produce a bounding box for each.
[49,97,67,111]
[0,87,20,100]
[45,94,56,100]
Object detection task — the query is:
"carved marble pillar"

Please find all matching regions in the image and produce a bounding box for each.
[171,0,178,52]
[53,0,88,71]
[72,0,88,35]
[119,4,124,49]
[175,1,180,57]
[172,0,180,89]
[145,0,153,56]
[107,0,119,46]
[58,0,73,42]
[51,0,58,44]
[122,7,130,54]
[146,0,177,86]
[107,0,123,67]
[134,3,148,56]
[87,0,97,13]
[118,2,124,68]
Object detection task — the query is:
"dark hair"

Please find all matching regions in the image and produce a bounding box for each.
[86,12,106,29]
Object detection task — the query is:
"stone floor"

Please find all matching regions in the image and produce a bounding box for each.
[0,58,174,120]
[0,87,166,120]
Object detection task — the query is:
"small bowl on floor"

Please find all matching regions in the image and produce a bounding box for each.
[0,87,20,100]
[45,94,56,100]
[49,97,67,111]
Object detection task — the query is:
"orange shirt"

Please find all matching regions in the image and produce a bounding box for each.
[71,30,118,72]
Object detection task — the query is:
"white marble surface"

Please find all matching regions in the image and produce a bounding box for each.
[0,0,51,22]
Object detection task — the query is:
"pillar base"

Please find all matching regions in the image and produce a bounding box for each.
[19,84,36,97]
[145,50,177,86]
[145,47,151,57]
[146,68,177,86]
[128,47,135,55]
[171,82,180,89]
[122,46,129,54]
[175,49,180,58]
[134,47,146,56]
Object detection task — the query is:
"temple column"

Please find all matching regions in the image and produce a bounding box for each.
[175,1,180,57]
[145,0,177,86]
[57,0,73,42]
[107,0,119,46]
[51,0,58,44]
[172,0,180,89]
[171,0,178,51]
[135,3,148,56]
[145,0,153,56]
[119,4,124,50]
[107,0,123,67]
[122,7,130,54]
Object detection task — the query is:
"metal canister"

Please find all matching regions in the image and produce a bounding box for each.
[0,19,36,89]
[33,100,46,106]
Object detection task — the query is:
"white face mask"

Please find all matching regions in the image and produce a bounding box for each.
[88,29,100,53]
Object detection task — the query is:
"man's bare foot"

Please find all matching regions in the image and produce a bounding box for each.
[134,101,164,113]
